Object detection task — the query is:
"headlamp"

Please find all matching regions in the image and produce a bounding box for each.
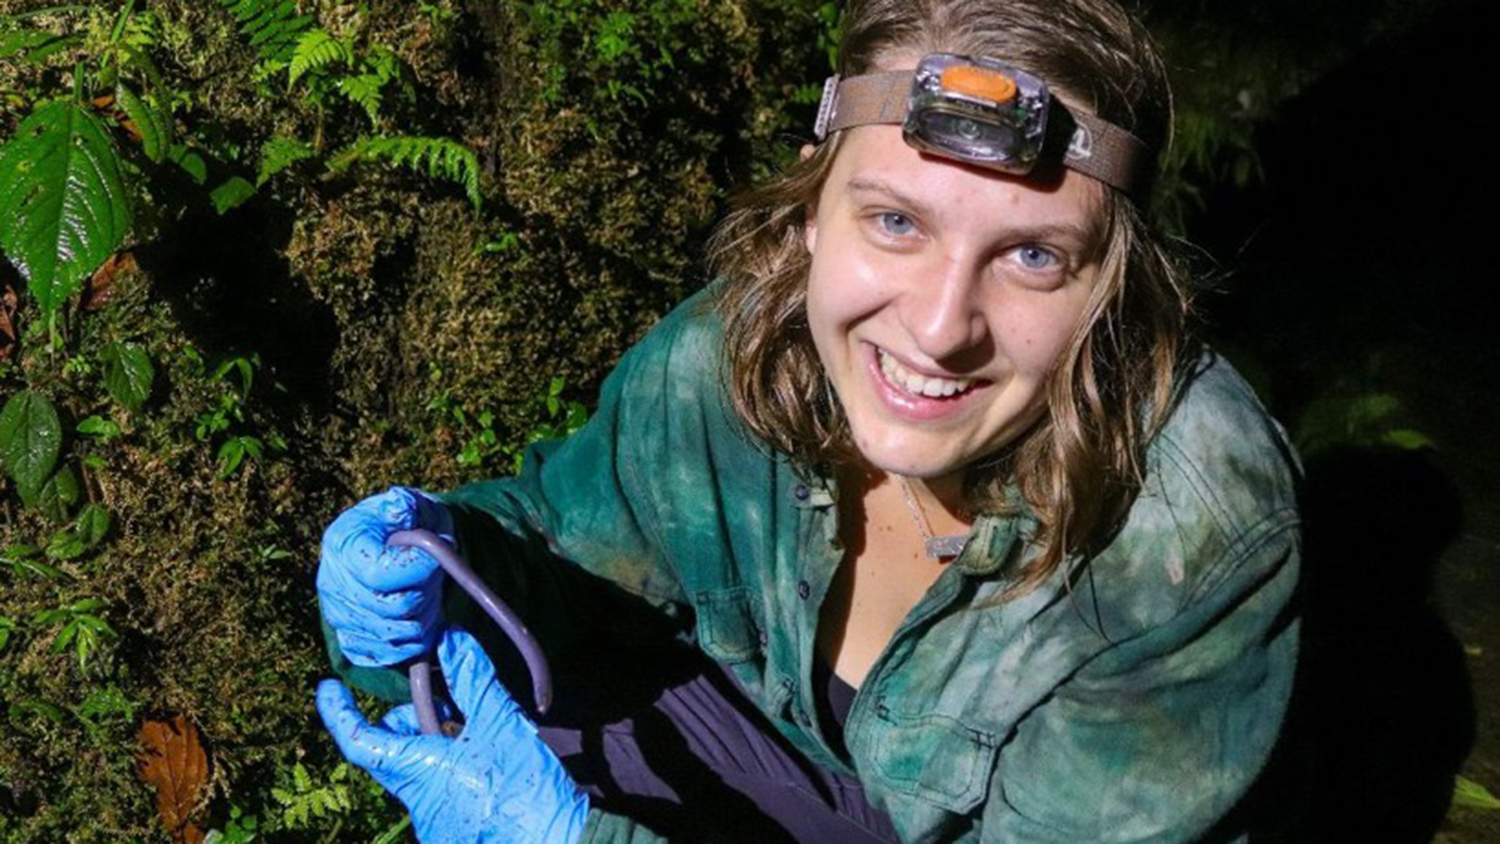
[814,53,1148,196]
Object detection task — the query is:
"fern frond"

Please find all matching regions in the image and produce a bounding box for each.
[256,136,314,186]
[335,73,383,125]
[327,136,481,209]
[217,0,311,64]
[288,28,350,89]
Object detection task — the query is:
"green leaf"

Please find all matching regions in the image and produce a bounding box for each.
[335,74,385,124]
[115,83,172,163]
[2,545,65,579]
[217,438,246,477]
[49,503,111,559]
[1382,428,1435,451]
[77,503,111,547]
[0,29,80,65]
[77,415,122,439]
[1455,775,1500,810]
[168,144,207,184]
[288,29,350,88]
[31,464,79,522]
[46,527,87,560]
[100,341,154,410]
[0,616,17,651]
[0,100,134,314]
[8,699,65,722]
[210,177,257,215]
[0,389,62,499]
[256,136,314,186]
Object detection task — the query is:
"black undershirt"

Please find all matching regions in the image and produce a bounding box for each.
[812,648,858,761]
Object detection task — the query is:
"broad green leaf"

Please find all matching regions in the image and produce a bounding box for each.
[115,83,172,163]
[46,503,110,560]
[0,29,80,64]
[31,464,79,522]
[168,144,207,184]
[1455,775,1500,810]
[100,341,154,410]
[46,527,86,560]
[77,502,111,547]
[217,437,246,477]
[0,390,62,498]
[210,176,256,215]
[77,415,122,438]
[0,100,133,314]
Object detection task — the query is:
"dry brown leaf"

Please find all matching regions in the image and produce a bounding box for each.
[136,716,209,844]
[82,251,135,312]
[0,281,17,361]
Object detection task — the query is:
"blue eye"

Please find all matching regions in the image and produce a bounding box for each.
[878,212,916,237]
[1015,245,1059,270]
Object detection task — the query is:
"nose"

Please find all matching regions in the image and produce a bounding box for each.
[899,252,988,363]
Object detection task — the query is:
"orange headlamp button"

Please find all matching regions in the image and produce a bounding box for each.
[940,66,1018,104]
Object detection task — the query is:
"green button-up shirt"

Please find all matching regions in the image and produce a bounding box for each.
[325,288,1300,844]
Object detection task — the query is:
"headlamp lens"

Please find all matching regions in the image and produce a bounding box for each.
[902,53,1050,174]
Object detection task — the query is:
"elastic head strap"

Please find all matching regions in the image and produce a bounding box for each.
[814,70,1149,196]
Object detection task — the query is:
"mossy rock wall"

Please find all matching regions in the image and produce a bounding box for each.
[0,1,831,840]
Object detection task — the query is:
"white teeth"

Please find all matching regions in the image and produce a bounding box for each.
[878,349,974,398]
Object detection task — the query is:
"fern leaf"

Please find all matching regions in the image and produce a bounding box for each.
[335,74,384,125]
[0,100,133,314]
[327,136,481,209]
[256,136,314,186]
[288,28,349,89]
[217,0,310,64]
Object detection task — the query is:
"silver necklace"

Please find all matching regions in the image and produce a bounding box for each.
[897,477,971,559]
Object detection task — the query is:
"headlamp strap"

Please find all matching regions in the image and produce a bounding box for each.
[814,70,1148,196]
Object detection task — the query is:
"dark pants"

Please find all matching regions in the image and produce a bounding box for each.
[534,648,900,844]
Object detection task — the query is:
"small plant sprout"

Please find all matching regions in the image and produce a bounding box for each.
[32,597,116,670]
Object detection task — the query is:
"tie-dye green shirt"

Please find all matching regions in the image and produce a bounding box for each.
[326,288,1300,844]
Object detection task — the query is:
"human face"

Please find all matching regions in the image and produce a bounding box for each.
[803,125,1104,484]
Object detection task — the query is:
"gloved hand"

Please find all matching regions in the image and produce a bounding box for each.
[317,486,456,666]
[317,627,590,844]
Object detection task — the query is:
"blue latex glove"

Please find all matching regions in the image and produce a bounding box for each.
[317,486,456,666]
[317,627,590,844]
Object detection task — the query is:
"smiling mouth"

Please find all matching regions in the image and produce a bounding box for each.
[877,348,978,399]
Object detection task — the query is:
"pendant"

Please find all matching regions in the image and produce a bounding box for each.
[924,534,969,559]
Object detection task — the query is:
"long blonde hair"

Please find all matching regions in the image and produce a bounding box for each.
[710,0,1191,597]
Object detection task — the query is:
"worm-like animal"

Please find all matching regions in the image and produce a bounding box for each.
[386,529,553,735]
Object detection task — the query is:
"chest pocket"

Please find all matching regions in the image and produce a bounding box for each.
[694,587,763,663]
[872,710,999,814]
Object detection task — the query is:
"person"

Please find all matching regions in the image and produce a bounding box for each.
[314,0,1302,842]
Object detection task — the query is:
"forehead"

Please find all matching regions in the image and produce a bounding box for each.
[822,125,1106,238]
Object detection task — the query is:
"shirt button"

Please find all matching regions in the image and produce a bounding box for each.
[793,484,810,501]
[757,629,769,647]
[797,580,811,599]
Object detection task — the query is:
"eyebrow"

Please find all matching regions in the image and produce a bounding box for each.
[843,176,1101,247]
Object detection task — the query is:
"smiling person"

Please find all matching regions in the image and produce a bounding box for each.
[314,1,1302,843]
